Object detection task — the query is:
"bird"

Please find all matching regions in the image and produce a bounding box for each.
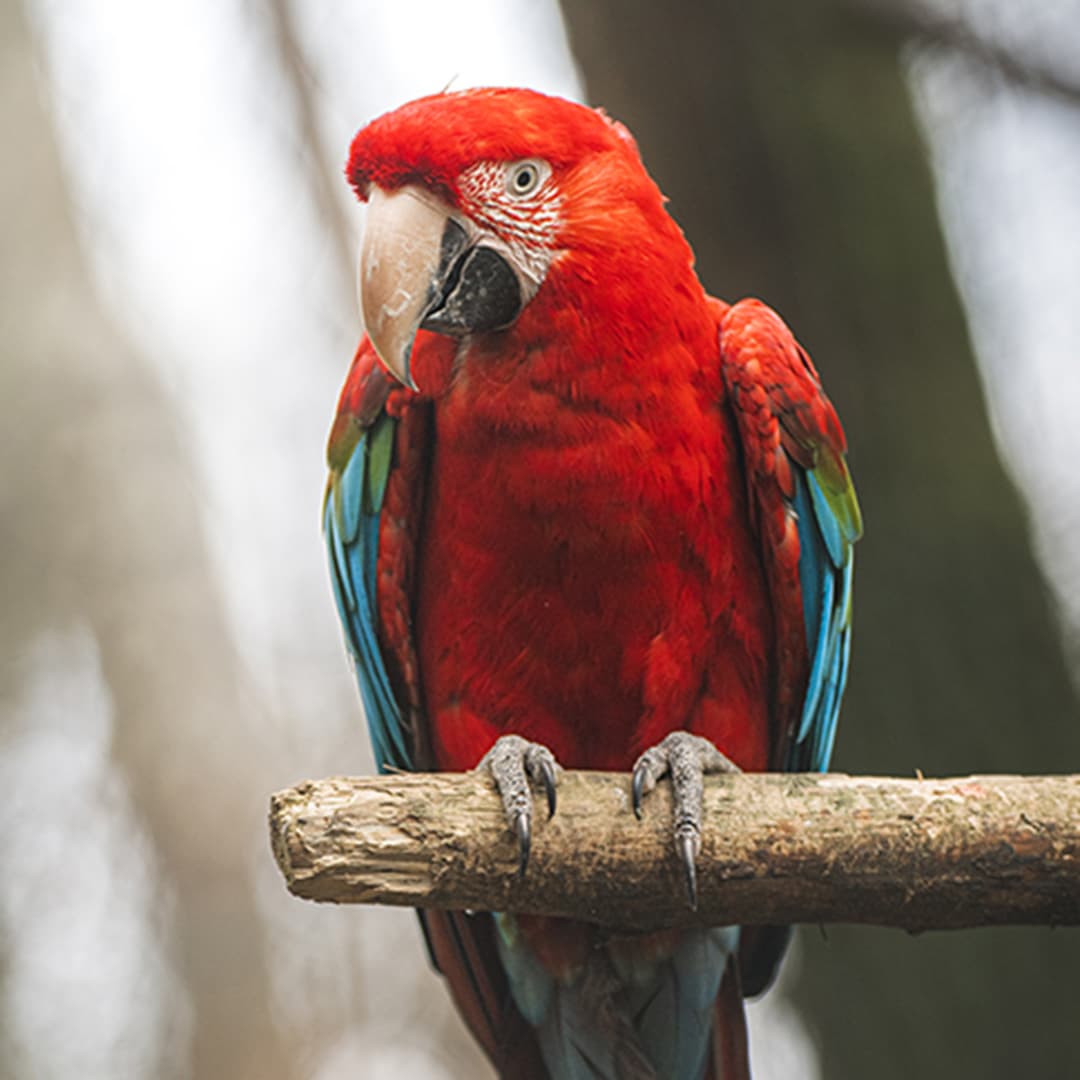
[324,86,861,1080]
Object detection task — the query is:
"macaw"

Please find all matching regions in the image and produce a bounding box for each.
[325,87,860,1080]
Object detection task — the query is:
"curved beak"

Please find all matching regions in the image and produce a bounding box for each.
[358,185,526,389]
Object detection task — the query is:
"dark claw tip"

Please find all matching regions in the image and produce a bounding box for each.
[631,768,645,820]
[541,760,557,819]
[678,832,699,911]
[514,812,531,877]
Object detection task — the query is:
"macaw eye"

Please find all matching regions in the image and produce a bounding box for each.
[506,159,549,198]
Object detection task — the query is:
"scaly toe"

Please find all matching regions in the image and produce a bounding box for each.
[631,731,740,908]
[476,734,562,876]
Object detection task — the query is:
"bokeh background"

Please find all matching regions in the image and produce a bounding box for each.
[4,1,1080,1077]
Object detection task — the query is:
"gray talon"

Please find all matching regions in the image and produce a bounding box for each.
[477,735,562,875]
[632,767,647,819]
[630,731,739,908]
[513,809,531,876]
[677,829,700,910]
[631,745,662,819]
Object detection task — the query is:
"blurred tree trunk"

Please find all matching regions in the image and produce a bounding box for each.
[557,1,1080,1077]
[3,3,299,1078]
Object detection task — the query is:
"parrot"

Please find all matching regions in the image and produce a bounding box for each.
[324,87,861,1080]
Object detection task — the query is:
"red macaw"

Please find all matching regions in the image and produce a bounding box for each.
[325,88,860,1080]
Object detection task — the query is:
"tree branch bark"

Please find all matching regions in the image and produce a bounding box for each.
[269,771,1080,933]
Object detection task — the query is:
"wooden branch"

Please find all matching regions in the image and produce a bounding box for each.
[269,771,1080,932]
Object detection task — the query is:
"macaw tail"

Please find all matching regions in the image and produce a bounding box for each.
[421,906,752,1079]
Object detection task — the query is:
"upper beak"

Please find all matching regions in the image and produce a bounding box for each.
[358,184,526,389]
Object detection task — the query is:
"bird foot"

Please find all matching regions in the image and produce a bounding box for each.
[631,732,740,910]
[476,735,561,876]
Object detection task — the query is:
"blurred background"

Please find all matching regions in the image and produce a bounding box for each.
[4,0,1079,1077]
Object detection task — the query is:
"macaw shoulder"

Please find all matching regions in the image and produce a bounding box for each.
[711,295,814,379]
[711,296,848,458]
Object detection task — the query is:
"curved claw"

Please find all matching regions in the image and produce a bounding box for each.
[631,745,664,820]
[677,830,699,911]
[513,809,532,876]
[630,731,740,908]
[476,735,562,878]
[632,764,647,820]
[538,755,558,819]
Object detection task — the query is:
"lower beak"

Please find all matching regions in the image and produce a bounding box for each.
[358,184,524,389]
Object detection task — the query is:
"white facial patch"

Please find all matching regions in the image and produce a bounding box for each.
[457,160,563,287]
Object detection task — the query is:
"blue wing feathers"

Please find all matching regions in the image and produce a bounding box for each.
[789,469,856,773]
[813,619,852,768]
[337,431,365,544]
[324,493,391,769]
[815,559,855,768]
[326,492,357,614]
[325,415,411,773]
[797,542,835,743]
[807,470,845,566]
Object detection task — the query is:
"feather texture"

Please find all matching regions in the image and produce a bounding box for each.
[717,298,861,776]
[325,347,410,773]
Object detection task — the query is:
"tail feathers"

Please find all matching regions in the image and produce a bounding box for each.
[498,917,741,1080]
[422,909,751,1079]
[710,955,751,1080]
[537,961,658,1080]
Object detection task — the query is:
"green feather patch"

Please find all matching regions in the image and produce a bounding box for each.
[363,411,396,516]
